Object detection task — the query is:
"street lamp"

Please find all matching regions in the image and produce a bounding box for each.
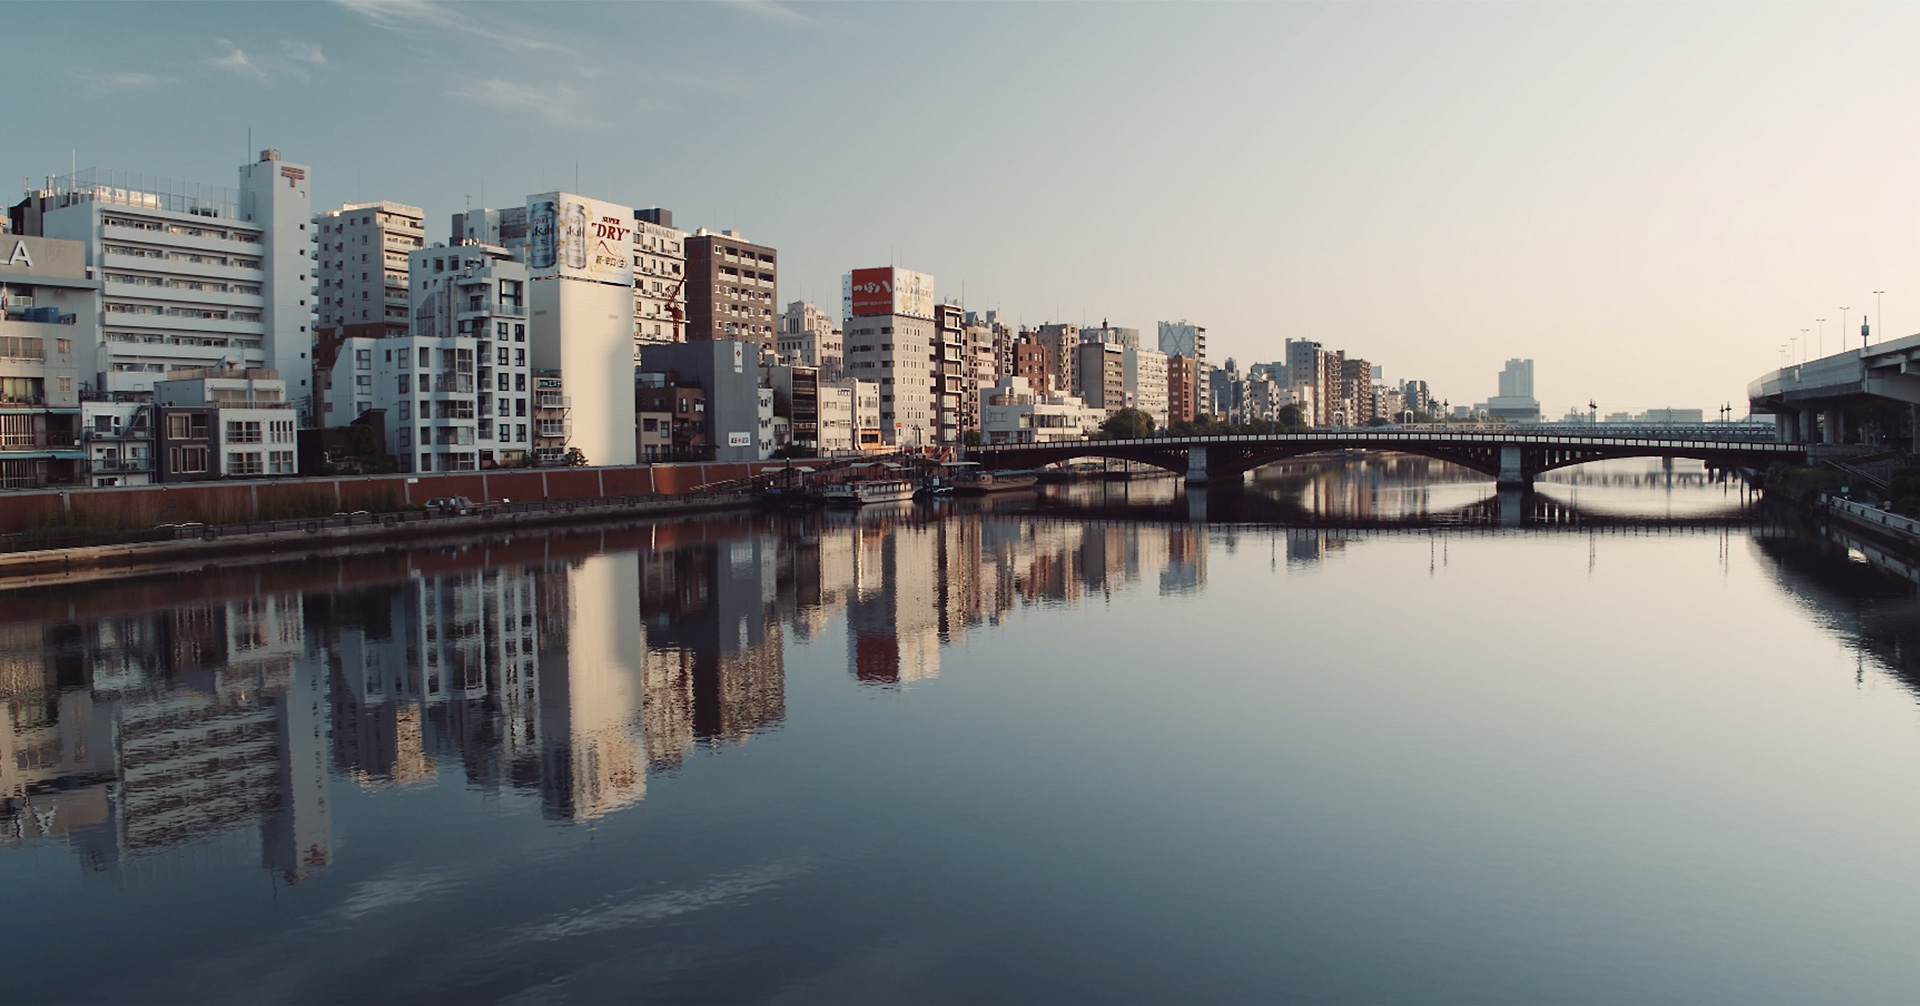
[1817,318,1826,357]
[1841,307,1851,353]
[1873,290,1885,347]
[1801,328,1811,363]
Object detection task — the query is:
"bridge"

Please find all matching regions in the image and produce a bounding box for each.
[967,428,1804,486]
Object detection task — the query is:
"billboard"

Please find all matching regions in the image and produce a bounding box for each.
[526,192,633,287]
[846,267,934,319]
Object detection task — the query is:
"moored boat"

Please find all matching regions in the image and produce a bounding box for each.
[821,479,918,506]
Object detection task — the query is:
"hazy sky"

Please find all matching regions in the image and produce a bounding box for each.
[9,1,1920,415]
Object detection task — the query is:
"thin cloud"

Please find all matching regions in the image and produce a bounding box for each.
[85,71,172,93]
[207,39,268,80]
[721,0,812,24]
[336,0,568,53]
[450,77,602,128]
[281,40,328,66]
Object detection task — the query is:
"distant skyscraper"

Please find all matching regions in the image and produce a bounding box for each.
[1498,358,1534,399]
[1485,358,1540,421]
[1157,320,1207,378]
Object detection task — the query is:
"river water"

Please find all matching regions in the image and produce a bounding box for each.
[6,457,1920,1004]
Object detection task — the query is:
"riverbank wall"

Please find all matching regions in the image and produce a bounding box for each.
[0,460,798,535]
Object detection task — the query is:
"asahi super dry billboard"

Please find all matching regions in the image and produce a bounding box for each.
[527,192,633,287]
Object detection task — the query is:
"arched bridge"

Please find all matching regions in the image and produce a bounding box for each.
[967,428,1805,486]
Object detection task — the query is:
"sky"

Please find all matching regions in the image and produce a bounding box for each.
[8,1,1920,417]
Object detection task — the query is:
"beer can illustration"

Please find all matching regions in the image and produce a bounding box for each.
[564,201,588,271]
[529,199,558,270]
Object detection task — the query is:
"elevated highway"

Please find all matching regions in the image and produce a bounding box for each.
[1749,332,1920,447]
[969,428,1802,486]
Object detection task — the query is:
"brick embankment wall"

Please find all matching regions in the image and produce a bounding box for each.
[0,460,803,534]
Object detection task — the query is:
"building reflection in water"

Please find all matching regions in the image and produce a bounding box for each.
[0,512,1210,878]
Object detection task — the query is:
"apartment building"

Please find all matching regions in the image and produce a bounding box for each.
[1012,340,1051,395]
[841,268,937,448]
[0,234,88,488]
[13,151,313,409]
[981,376,1101,444]
[1121,345,1169,429]
[154,368,297,481]
[312,200,425,404]
[1032,324,1080,400]
[932,303,966,444]
[1166,354,1197,426]
[685,230,777,353]
[1073,340,1125,419]
[322,243,533,470]
[631,207,686,350]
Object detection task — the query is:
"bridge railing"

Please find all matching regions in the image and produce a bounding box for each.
[973,429,1802,451]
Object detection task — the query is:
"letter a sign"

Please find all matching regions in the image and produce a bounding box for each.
[5,240,32,268]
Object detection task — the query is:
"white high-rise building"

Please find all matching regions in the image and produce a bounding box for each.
[1498,358,1534,399]
[312,200,425,410]
[18,151,314,407]
[841,268,936,447]
[1122,345,1169,429]
[631,207,686,351]
[321,243,533,470]
[527,192,638,467]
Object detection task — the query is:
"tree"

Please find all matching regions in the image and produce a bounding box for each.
[1100,407,1156,440]
[562,447,590,467]
[1276,404,1302,431]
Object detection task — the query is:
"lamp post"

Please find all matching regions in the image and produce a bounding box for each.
[1801,328,1811,362]
[1841,307,1851,353]
[1874,291,1885,347]
[1817,318,1826,357]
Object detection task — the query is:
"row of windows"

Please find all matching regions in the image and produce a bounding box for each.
[103,244,260,269]
[104,274,261,295]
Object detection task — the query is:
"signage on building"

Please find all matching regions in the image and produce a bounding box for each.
[526,192,634,287]
[732,344,744,373]
[279,165,306,182]
[728,432,752,447]
[847,267,934,319]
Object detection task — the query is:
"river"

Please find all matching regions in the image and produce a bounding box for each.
[5,457,1920,1004]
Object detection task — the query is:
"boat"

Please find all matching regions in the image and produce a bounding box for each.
[821,479,918,506]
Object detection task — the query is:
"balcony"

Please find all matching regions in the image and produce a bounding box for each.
[90,456,152,472]
[534,394,570,409]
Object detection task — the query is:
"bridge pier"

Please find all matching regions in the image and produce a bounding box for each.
[1496,446,1529,489]
[1185,447,1244,487]
[1823,407,1843,444]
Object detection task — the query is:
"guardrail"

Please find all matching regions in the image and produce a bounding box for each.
[1821,495,1920,540]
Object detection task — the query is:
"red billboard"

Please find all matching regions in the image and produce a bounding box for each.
[848,267,895,316]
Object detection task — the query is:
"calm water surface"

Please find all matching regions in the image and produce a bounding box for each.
[7,458,1920,1004]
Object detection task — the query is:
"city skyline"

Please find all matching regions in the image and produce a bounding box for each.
[11,3,1920,416]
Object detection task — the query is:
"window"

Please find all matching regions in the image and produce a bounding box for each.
[227,451,263,476]
[356,349,372,369]
[517,398,527,417]
[269,450,295,474]
[497,322,508,338]
[270,420,294,444]
[514,325,525,342]
[56,378,71,393]
[398,428,411,448]
[226,420,262,444]
[398,401,410,420]
[398,375,410,394]
[418,373,430,393]
[513,348,525,366]
[497,348,509,366]
[55,338,71,355]
[419,348,430,367]
[514,374,526,391]
[356,375,372,389]
[170,445,208,473]
[516,423,527,442]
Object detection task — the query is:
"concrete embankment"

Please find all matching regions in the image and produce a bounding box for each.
[1818,495,1920,552]
[0,491,755,586]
